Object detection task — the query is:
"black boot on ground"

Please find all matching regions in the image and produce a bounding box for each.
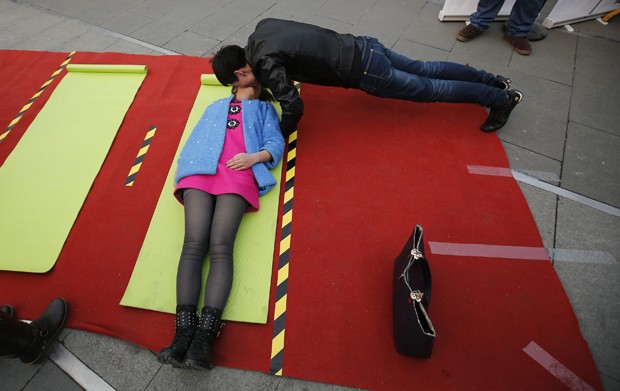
[481,90,523,132]
[21,298,69,364]
[0,298,69,364]
[182,306,223,370]
[158,304,198,366]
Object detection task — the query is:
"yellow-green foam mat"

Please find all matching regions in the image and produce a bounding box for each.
[0,64,147,273]
[120,75,283,324]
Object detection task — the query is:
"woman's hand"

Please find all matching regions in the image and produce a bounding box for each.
[226,153,259,170]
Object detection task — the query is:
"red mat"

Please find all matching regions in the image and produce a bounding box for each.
[0,51,602,390]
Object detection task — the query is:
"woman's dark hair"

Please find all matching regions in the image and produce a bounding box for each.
[211,45,247,85]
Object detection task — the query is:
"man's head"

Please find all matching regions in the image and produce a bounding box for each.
[211,45,256,88]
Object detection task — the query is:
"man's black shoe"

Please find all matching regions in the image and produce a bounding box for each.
[20,298,69,364]
[493,75,511,90]
[481,90,523,132]
[0,305,15,317]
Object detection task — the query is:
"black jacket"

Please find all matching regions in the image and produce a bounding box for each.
[245,18,362,136]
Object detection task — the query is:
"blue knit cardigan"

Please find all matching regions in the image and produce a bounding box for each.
[175,95,284,196]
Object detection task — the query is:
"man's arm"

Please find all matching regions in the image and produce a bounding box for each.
[257,57,303,137]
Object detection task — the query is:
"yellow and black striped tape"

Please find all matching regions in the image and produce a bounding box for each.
[270,130,297,376]
[125,126,157,186]
[0,51,75,144]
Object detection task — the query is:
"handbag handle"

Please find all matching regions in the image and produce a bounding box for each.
[401,225,432,308]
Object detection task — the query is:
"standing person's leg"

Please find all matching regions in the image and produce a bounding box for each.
[503,0,547,55]
[457,0,505,41]
[505,0,546,37]
[159,188,215,366]
[184,193,248,370]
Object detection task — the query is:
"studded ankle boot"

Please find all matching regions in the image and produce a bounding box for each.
[158,305,198,366]
[182,306,223,370]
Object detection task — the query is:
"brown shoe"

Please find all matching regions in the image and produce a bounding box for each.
[503,34,531,55]
[457,24,483,42]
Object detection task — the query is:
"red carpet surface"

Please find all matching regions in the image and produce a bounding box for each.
[0,50,602,390]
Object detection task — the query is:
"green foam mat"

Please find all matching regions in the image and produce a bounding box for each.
[0,64,147,273]
[120,76,283,324]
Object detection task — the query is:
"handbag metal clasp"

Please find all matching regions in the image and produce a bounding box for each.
[410,249,423,260]
[410,290,423,302]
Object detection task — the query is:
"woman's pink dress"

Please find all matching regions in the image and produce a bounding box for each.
[175,99,260,211]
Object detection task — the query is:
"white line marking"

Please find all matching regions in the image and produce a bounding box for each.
[466,165,620,218]
[48,343,116,391]
[428,241,549,260]
[511,170,620,218]
[523,341,596,391]
[550,249,617,265]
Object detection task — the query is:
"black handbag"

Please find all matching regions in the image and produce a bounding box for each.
[392,225,436,358]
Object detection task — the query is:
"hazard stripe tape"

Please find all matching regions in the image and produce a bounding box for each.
[125,126,156,186]
[0,51,76,144]
[523,341,596,391]
[270,130,297,376]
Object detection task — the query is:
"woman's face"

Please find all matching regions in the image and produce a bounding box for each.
[232,64,258,88]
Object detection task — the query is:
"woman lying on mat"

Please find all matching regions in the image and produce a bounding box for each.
[158,81,284,370]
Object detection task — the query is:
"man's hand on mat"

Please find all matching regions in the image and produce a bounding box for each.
[227,153,259,170]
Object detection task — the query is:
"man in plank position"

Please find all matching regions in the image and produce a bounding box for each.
[212,18,522,136]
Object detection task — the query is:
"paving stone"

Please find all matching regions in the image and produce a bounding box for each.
[164,30,220,57]
[401,1,461,52]
[349,0,422,47]
[562,121,620,208]
[23,0,88,18]
[392,38,451,62]
[129,0,185,20]
[147,364,280,391]
[55,28,119,52]
[63,330,160,391]
[11,19,90,51]
[189,0,272,41]
[509,28,577,86]
[131,17,191,47]
[496,69,570,161]
[502,141,562,185]
[515,182,558,251]
[554,198,620,383]
[100,11,154,36]
[449,23,513,70]
[4,7,62,37]
[315,0,376,25]
[571,17,620,42]
[24,360,84,391]
[571,35,620,136]
[104,38,165,55]
[0,356,42,391]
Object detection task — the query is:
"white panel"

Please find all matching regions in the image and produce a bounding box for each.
[439,0,518,21]
[543,0,620,28]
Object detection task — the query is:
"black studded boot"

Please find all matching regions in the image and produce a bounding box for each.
[182,306,223,370]
[158,305,198,366]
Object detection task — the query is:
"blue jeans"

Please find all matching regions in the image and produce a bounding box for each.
[356,36,508,108]
[470,0,547,37]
